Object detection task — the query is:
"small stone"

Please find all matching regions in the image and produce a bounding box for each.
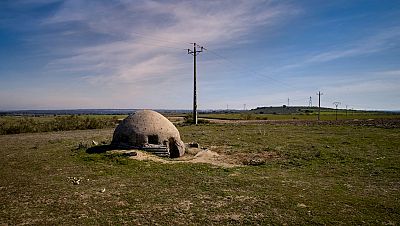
[188,142,200,148]
[100,188,106,193]
[68,176,82,185]
[297,203,307,208]
[243,158,266,166]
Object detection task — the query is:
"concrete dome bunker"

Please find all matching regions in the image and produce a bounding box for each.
[111,110,185,158]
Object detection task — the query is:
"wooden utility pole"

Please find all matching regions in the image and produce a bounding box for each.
[317,91,323,120]
[187,43,205,125]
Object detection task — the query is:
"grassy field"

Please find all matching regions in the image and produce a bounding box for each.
[0,115,122,135]
[2,112,399,135]
[1,119,399,224]
[199,112,400,121]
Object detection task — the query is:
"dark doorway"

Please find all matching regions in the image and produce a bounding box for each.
[168,137,180,158]
[148,135,159,144]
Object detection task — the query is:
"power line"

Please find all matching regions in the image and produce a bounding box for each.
[107,30,301,103]
[130,37,185,50]
[119,30,297,90]
[208,49,295,88]
[140,43,183,50]
[206,49,296,89]
[130,31,184,46]
[120,30,298,90]
[281,97,310,106]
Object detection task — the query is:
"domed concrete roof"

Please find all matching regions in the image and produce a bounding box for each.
[112,110,185,157]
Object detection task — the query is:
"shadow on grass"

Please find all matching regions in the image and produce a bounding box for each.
[86,145,116,154]
[85,145,139,159]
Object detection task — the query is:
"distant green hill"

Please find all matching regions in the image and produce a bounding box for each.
[250,106,331,114]
[248,106,396,115]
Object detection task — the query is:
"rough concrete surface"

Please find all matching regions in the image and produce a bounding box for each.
[112,110,185,157]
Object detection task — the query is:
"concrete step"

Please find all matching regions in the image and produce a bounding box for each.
[142,145,170,157]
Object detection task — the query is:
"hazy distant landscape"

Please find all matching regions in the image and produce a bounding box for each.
[1,105,399,116]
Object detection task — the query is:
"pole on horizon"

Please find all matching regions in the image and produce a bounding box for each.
[317,91,323,120]
[187,43,205,125]
[333,102,341,120]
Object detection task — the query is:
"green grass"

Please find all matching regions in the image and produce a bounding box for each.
[0,115,123,135]
[0,122,399,224]
[2,113,398,135]
[199,112,400,121]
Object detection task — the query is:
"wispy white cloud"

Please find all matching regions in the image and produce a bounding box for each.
[308,27,400,63]
[24,0,297,109]
[280,26,400,70]
[44,0,296,87]
[375,69,400,76]
[2,0,398,110]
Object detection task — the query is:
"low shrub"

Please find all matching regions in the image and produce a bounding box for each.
[0,115,119,135]
[183,114,209,124]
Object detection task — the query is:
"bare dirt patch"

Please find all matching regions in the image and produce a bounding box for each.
[109,145,280,167]
[110,147,242,168]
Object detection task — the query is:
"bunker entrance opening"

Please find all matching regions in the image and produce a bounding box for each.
[148,135,159,144]
[169,138,180,158]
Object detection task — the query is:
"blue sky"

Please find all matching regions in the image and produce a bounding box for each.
[0,0,399,110]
